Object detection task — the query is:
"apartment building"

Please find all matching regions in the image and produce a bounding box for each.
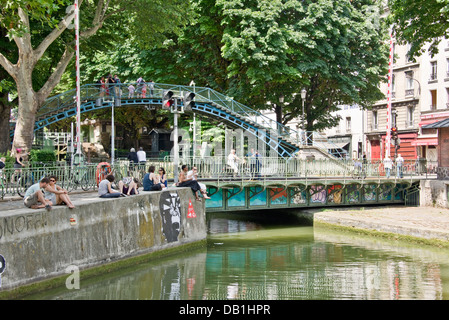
[364,36,449,162]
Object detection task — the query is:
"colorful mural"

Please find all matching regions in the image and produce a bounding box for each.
[363,184,377,202]
[228,187,245,207]
[290,187,307,205]
[327,185,343,204]
[269,187,287,205]
[310,185,326,204]
[345,184,360,203]
[249,186,267,206]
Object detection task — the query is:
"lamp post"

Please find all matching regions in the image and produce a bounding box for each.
[301,88,307,145]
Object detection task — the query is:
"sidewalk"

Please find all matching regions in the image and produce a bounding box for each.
[314,206,449,244]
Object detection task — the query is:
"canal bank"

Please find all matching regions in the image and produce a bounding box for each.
[311,206,449,247]
[0,188,207,298]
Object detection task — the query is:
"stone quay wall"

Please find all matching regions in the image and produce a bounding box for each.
[0,188,206,292]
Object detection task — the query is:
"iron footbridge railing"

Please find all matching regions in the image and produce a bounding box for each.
[15,82,348,159]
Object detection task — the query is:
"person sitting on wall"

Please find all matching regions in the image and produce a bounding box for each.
[187,166,210,199]
[118,176,140,196]
[158,167,168,188]
[143,165,165,191]
[98,174,122,198]
[177,164,210,201]
[44,175,75,208]
[23,177,53,210]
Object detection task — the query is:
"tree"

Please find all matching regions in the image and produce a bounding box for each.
[217,0,389,132]
[388,0,449,60]
[0,0,190,156]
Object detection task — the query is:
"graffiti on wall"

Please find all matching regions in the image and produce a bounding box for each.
[159,191,181,243]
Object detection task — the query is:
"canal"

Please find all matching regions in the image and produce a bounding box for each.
[25,210,449,300]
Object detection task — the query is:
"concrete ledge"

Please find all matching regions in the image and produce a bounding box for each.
[0,188,206,292]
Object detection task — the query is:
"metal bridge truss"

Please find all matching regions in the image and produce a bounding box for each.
[14,83,348,159]
[204,179,421,212]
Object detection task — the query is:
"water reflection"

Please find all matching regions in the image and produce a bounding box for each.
[25,215,449,300]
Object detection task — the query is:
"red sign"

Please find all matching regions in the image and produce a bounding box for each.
[187,199,196,218]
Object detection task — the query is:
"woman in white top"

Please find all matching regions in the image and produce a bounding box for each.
[44,175,75,208]
[227,149,241,175]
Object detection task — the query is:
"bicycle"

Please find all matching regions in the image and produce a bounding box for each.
[16,162,51,197]
[64,165,91,192]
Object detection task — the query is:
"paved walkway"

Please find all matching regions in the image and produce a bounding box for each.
[314,206,449,243]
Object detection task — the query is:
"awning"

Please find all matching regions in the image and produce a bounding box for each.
[422,118,449,129]
[410,138,438,146]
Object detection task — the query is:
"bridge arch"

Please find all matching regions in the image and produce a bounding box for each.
[20,83,347,159]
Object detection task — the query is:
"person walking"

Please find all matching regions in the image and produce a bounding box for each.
[383,156,392,179]
[137,147,146,165]
[396,153,404,178]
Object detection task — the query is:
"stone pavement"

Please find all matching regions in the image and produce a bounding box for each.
[314,205,449,243]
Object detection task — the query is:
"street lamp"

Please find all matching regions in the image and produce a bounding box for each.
[301,88,307,145]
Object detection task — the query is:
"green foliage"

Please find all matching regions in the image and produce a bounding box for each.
[29,149,57,164]
[388,0,449,59]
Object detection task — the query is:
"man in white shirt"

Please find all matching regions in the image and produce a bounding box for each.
[396,153,404,178]
[137,147,146,164]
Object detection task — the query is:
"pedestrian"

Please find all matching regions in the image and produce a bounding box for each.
[383,156,392,178]
[143,165,164,191]
[98,76,106,97]
[44,175,75,209]
[127,147,138,169]
[141,81,147,98]
[227,149,241,177]
[128,83,135,98]
[98,174,121,198]
[148,80,155,97]
[114,74,121,98]
[136,77,143,98]
[107,73,115,97]
[23,177,52,210]
[396,153,404,178]
[137,147,146,165]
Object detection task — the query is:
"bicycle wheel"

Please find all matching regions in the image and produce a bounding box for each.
[81,173,90,191]
[17,174,34,197]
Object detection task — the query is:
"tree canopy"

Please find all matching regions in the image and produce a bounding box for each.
[388,0,449,59]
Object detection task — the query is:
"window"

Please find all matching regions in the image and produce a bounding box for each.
[446,88,449,108]
[406,43,413,62]
[405,71,414,96]
[430,61,438,80]
[372,111,378,130]
[346,117,351,133]
[430,90,437,110]
[407,106,414,127]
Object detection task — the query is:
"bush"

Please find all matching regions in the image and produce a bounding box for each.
[29,149,57,166]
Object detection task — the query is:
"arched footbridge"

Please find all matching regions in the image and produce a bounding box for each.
[15,82,348,159]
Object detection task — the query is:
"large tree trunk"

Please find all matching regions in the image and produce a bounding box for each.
[0,98,11,154]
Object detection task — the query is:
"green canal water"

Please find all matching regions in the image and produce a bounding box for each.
[25,211,449,300]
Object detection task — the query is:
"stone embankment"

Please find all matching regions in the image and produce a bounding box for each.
[0,188,207,296]
[313,206,449,246]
